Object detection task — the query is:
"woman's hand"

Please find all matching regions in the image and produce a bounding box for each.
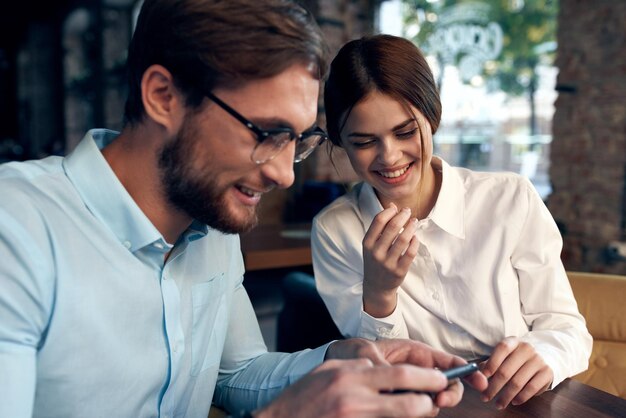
[362,203,419,317]
[480,337,553,409]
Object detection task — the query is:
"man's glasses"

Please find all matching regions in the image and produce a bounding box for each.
[205,92,327,164]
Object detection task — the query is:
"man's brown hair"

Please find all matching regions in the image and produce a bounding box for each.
[124,0,327,125]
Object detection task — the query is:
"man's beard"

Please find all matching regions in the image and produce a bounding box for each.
[157,116,259,235]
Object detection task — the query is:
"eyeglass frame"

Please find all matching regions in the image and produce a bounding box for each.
[204,91,327,164]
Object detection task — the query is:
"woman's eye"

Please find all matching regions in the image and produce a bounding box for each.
[351,140,375,148]
[396,128,418,139]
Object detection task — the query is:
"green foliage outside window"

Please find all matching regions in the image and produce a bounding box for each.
[402,0,558,134]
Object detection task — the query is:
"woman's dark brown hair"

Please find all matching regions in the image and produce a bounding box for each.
[324,34,441,147]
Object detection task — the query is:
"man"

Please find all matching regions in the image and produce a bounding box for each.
[0,1,486,417]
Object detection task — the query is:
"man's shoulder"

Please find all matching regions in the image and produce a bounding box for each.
[0,155,64,177]
[0,156,66,195]
[0,157,75,220]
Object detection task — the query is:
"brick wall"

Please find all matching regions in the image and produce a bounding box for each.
[547,0,626,273]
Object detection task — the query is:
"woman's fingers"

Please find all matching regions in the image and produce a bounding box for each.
[363,204,399,248]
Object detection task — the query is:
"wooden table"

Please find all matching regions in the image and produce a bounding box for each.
[440,378,626,417]
[240,223,312,271]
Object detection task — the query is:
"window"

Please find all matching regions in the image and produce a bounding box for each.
[378,0,558,200]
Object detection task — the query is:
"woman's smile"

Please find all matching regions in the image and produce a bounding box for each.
[374,162,414,184]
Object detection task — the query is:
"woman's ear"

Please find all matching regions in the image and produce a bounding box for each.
[140,64,185,134]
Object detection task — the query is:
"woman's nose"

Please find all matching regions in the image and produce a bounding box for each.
[377,138,402,165]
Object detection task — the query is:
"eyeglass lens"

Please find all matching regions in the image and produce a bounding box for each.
[251,132,325,164]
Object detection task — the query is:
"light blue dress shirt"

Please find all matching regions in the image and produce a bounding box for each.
[0,129,328,418]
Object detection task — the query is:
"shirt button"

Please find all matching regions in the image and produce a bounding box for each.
[154,242,164,249]
[123,240,131,249]
[377,328,386,336]
[432,292,440,301]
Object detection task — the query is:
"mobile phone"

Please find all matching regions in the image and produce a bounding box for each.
[442,362,479,380]
[385,362,478,395]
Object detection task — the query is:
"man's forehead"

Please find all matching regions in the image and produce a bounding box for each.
[215,66,320,126]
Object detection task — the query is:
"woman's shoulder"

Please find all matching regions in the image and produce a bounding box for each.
[313,183,363,230]
[452,166,533,193]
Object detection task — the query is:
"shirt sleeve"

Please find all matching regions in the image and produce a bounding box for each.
[0,206,54,418]
[311,215,409,340]
[213,281,330,413]
[511,179,593,388]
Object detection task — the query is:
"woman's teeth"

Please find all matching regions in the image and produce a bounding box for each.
[378,165,410,178]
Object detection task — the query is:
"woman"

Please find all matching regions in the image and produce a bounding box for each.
[311,34,592,410]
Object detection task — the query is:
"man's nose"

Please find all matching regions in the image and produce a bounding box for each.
[260,140,296,189]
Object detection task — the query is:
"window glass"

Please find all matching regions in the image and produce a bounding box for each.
[378,0,557,200]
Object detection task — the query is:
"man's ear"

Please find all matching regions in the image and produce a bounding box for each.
[141,64,185,133]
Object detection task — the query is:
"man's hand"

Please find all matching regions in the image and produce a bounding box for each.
[326,338,488,408]
[479,337,553,409]
[325,337,390,365]
[254,359,450,418]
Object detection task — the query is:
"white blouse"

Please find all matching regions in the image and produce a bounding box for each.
[312,157,592,388]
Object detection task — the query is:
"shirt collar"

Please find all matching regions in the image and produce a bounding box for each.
[62,129,169,252]
[357,182,384,231]
[357,157,465,239]
[186,220,209,242]
[428,157,465,239]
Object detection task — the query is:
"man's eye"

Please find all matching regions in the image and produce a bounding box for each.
[396,128,418,139]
